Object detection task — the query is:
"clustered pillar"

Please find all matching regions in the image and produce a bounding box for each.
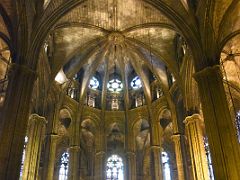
[171,134,189,180]
[184,114,210,180]
[0,64,36,180]
[22,114,47,180]
[68,146,80,180]
[126,151,136,180]
[42,134,59,180]
[150,122,163,180]
[94,151,105,180]
[68,117,81,180]
[195,65,240,179]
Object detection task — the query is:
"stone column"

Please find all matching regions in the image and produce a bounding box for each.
[194,65,240,179]
[0,64,36,180]
[42,134,59,180]
[68,146,80,180]
[150,122,163,180]
[68,117,81,180]
[171,134,189,180]
[126,151,136,180]
[150,145,162,180]
[184,114,210,180]
[94,151,105,180]
[22,114,47,180]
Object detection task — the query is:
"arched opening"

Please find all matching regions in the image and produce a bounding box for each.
[106,154,124,180]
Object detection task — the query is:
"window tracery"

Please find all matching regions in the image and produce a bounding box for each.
[59,152,69,180]
[106,155,124,180]
[131,76,142,90]
[107,79,123,92]
[89,76,99,89]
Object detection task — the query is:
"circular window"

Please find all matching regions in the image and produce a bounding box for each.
[89,77,99,89]
[131,76,142,89]
[107,79,123,92]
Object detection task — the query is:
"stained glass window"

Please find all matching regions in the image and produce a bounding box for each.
[236,111,240,143]
[162,151,171,180]
[204,137,215,180]
[106,155,124,180]
[19,136,28,180]
[89,76,99,89]
[131,76,142,90]
[107,79,123,92]
[59,152,69,180]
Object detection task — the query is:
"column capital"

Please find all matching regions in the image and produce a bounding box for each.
[46,133,60,141]
[95,151,105,156]
[29,114,47,125]
[171,134,186,142]
[126,151,135,156]
[184,114,203,125]
[194,65,222,81]
[68,145,81,152]
[150,145,161,150]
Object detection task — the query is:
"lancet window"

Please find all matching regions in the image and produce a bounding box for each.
[162,151,171,180]
[59,152,69,180]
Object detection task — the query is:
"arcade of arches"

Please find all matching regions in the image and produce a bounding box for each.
[0,0,240,180]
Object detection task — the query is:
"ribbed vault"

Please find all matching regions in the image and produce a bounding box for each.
[45,0,180,111]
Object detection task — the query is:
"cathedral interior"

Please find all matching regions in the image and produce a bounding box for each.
[0,0,240,180]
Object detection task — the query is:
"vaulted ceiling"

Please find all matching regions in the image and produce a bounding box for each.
[43,0,181,108]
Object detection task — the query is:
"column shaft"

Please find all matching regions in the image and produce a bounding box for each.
[68,118,81,180]
[194,66,240,179]
[150,122,163,180]
[184,114,210,180]
[126,152,136,180]
[171,134,189,180]
[0,64,36,180]
[23,114,47,180]
[68,146,80,180]
[94,151,105,180]
[150,146,162,180]
[42,134,59,180]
